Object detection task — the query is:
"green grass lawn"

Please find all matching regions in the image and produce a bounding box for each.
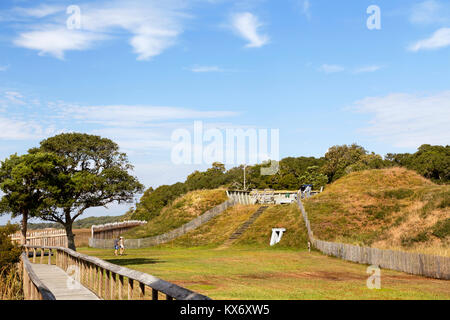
[78,246,450,300]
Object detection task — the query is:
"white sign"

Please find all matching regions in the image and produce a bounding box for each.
[270,228,286,246]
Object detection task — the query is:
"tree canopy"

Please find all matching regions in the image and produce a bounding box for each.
[0,152,64,244]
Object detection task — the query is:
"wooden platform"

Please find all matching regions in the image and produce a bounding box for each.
[29,264,101,300]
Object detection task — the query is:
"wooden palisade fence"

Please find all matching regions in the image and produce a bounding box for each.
[11,229,67,247]
[91,220,147,239]
[23,245,211,300]
[296,194,450,280]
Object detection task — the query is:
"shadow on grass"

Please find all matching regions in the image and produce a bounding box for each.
[106,258,165,266]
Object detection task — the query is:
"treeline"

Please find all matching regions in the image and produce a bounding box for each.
[130,144,449,221]
[27,215,123,230]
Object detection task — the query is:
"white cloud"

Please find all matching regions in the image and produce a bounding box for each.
[14,28,104,60]
[319,64,345,74]
[0,65,9,72]
[0,117,55,140]
[302,0,311,20]
[410,0,449,25]
[13,4,64,18]
[188,65,224,73]
[60,105,238,126]
[11,0,188,60]
[351,91,450,148]
[409,27,450,51]
[4,91,25,105]
[231,12,269,48]
[354,65,382,74]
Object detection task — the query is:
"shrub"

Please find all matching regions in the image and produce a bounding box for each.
[431,219,450,239]
[0,223,23,300]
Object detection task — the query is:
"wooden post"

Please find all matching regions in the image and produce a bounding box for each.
[32,248,36,263]
[97,267,103,298]
[22,263,29,299]
[48,249,52,265]
[118,275,124,300]
[128,278,133,300]
[152,289,158,300]
[110,272,116,300]
[40,248,44,264]
[89,263,93,290]
[139,282,145,300]
[93,265,98,293]
[105,270,110,300]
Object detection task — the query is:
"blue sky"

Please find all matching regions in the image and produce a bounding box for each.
[0,0,449,223]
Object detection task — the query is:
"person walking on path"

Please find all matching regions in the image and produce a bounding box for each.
[114,238,119,256]
[119,236,125,256]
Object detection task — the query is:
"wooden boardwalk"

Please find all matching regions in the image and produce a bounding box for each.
[30,264,100,300]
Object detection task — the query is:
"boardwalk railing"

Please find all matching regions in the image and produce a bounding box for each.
[91,220,146,239]
[296,195,450,280]
[21,252,56,300]
[11,229,67,247]
[24,245,211,300]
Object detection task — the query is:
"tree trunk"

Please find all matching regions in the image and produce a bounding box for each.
[64,223,76,251]
[21,211,28,246]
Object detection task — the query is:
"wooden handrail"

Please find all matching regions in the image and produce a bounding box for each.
[21,252,56,300]
[24,245,211,300]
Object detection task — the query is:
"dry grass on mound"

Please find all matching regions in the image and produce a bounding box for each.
[234,204,309,249]
[123,189,228,239]
[166,204,260,248]
[303,168,449,256]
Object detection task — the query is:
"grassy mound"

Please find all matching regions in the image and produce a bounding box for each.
[303,167,449,255]
[165,203,309,250]
[123,189,228,239]
[166,204,260,247]
[233,204,309,249]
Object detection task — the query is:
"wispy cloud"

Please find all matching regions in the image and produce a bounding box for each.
[231,12,269,48]
[302,0,311,20]
[187,65,225,73]
[4,91,25,105]
[351,91,450,148]
[10,0,189,60]
[14,28,105,60]
[60,105,238,126]
[319,64,345,74]
[13,4,64,18]
[0,65,9,72]
[409,27,450,51]
[353,65,382,74]
[410,0,450,25]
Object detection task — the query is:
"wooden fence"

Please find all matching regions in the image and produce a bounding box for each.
[90,199,236,249]
[91,220,146,239]
[24,245,211,300]
[296,195,450,280]
[11,229,67,247]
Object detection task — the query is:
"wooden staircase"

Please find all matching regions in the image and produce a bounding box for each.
[222,206,268,247]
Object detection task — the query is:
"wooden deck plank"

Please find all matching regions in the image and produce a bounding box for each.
[29,264,101,300]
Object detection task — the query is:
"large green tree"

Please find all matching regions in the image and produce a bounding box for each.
[32,133,144,250]
[0,152,63,245]
[322,144,368,182]
[387,145,450,183]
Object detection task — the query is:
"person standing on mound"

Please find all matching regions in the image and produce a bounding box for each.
[119,236,125,256]
[114,238,119,256]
